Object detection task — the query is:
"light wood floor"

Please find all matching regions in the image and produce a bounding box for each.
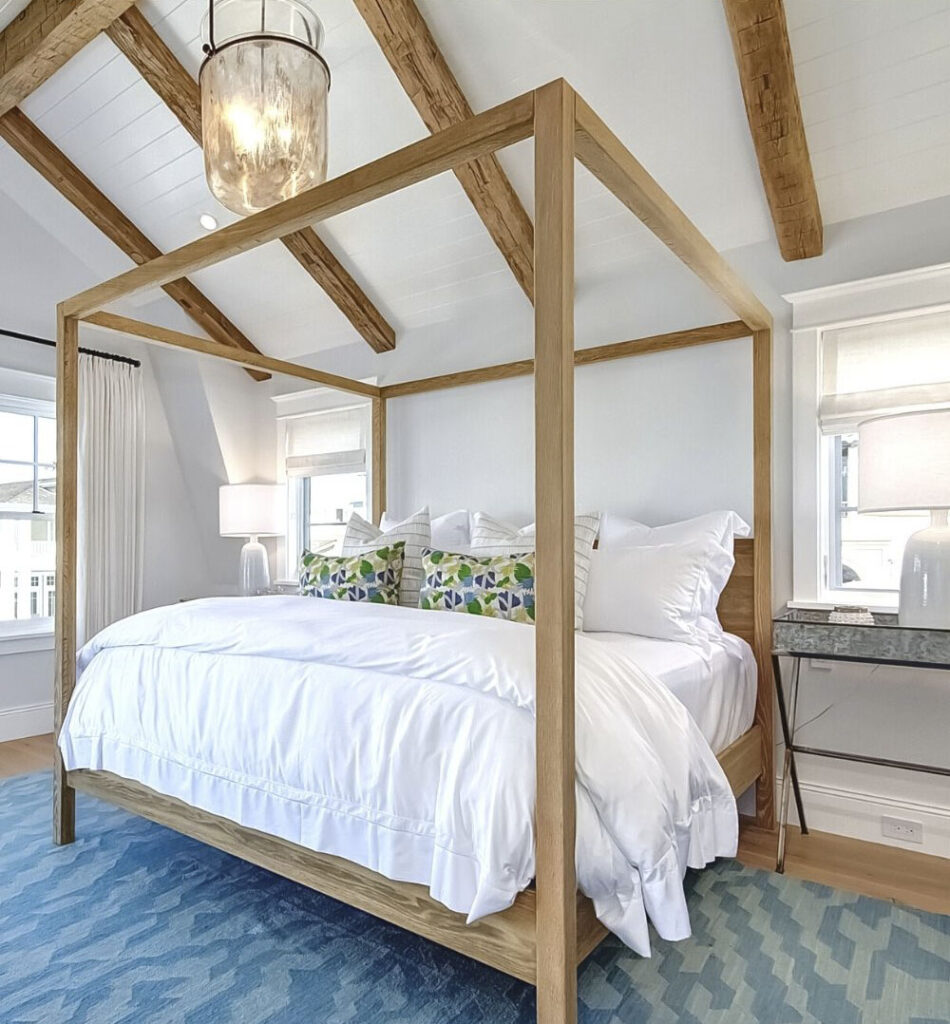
[0,732,53,778]
[2,734,946,916]
[737,822,949,916]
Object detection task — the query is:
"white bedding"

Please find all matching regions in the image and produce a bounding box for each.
[582,632,757,754]
[60,596,739,956]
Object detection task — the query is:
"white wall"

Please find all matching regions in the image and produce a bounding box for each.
[386,338,753,526]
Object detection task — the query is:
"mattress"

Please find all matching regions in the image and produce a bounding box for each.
[582,631,757,755]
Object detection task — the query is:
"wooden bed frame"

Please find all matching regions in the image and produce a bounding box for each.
[54,80,774,1024]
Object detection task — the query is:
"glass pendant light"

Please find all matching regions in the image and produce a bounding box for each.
[200,0,329,217]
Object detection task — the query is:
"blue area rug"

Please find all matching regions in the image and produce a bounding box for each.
[0,773,947,1024]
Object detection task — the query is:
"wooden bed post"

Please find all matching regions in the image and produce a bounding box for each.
[372,395,387,524]
[534,79,577,1024]
[752,327,775,829]
[53,306,79,845]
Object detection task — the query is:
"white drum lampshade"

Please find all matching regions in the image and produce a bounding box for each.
[219,484,286,595]
[858,409,950,627]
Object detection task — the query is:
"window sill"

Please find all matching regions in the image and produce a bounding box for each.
[0,623,54,655]
[789,597,899,615]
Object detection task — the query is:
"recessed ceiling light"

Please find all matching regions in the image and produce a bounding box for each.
[199,213,218,231]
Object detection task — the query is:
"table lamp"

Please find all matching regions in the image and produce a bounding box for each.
[219,484,286,595]
[857,409,950,627]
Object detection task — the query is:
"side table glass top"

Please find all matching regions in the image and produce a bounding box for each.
[773,607,950,667]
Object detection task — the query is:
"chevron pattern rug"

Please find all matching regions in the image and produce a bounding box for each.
[0,773,947,1024]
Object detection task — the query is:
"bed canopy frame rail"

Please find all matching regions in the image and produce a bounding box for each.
[55,79,773,1024]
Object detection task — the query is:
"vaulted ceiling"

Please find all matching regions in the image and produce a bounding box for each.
[2,0,949,365]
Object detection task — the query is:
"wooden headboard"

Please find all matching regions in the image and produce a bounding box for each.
[717,537,755,646]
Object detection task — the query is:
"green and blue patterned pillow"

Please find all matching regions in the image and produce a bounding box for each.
[299,541,405,605]
[419,548,535,623]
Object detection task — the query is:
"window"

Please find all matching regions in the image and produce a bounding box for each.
[280,403,371,575]
[0,397,56,627]
[296,471,367,556]
[828,433,929,594]
[790,276,950,609]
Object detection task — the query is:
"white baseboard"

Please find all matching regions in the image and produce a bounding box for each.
[779,774,950,858]
[0,701,53,743]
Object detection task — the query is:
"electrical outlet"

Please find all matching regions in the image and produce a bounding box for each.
[881,816,923,844]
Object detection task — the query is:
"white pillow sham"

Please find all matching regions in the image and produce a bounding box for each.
[344,507,431,608]
[382,508,470,554]
[582,541,710,644]
[598,511,750,633]
[469,512,601,630]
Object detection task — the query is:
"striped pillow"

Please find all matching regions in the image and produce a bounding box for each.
[469,512,601,630]
[343,507,431,608]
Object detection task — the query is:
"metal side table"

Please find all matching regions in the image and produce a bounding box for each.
[771,608,950,872]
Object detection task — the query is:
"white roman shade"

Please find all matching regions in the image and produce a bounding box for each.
[284,404,368,477]
[819,309,950,433]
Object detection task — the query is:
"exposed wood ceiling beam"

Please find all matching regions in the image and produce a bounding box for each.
[353,0,535,303]
[0,0,135,116]
[105,7,396,353]
[722,0,822,261]
[0,107,268,380]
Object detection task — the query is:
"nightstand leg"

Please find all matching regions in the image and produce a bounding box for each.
[772,654,807,873]
[787,657,807,835]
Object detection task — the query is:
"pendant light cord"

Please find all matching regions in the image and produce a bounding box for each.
[205,0,215,54]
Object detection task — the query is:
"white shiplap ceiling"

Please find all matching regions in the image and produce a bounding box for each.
[1,0,949,362]
[788,0,950,224]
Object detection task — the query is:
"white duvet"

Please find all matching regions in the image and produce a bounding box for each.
[60,596,738,956]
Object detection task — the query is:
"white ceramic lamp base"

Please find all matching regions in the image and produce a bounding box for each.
[899,510,950,628]
[239,536,271,596]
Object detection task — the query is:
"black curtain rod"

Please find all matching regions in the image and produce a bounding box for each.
[0,326,141,368]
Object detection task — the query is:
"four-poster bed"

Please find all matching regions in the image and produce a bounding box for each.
[54,79,774,1024]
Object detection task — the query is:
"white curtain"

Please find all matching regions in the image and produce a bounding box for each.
[77,354,145,645]
[820,308,950,433]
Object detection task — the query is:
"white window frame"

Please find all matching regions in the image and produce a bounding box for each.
[270,381,377,584]
[288,468,368,566]
[0,390,56,645]
[787,263,950,611]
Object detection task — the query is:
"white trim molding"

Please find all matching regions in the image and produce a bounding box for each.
[0,701,53,743]
[271,378,377,420]
[0,365,55,406]
[785,261,950,330]
[777,773,950,859]
[0,624,54,655]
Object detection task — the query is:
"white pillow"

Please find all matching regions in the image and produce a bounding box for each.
[470,512,601,630]
[344,507,431,608]
[599,511,750,632]
[583,541,710,643]
[382,508,470,554]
